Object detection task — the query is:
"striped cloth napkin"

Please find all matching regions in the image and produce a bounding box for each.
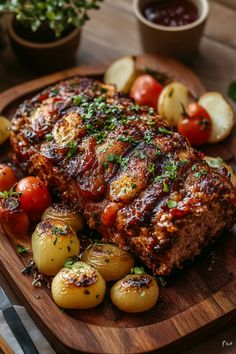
[0,305,55,354]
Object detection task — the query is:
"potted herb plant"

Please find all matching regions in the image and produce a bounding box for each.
[0,0,103,72]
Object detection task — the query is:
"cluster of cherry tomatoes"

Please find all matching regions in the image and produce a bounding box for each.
[129,74,212,146]
[0,164,51,238]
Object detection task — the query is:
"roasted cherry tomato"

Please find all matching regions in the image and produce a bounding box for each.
[0,197,30,240]
[177,102,212,146]
[0,164,17,192]
[16,176,52,220]
[130,74,163,109]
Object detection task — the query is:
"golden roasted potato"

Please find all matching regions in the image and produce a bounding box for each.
[204,156,236,188]
[51,261,106,309]
[199,92,234,143]
[42,203,84,232]
[82,243,134,281]
[104,56,138,93]
[32,218,80,276]
[158,82,190,125]
[110,272,159,313]
[0,116,11,145]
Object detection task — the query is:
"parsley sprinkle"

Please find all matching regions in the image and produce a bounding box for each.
[158,127,172,135]
[163,181,169,192]
[131,182,137,189]
[64,256,78,269]
[157,276,167,287]
[131,267,145,275]
[167,200,177,209]
[194,170,208,179]
[67,141,77,158]
[17,245,29,255]
[148,163,155,175]
[52,226,68,235]
[148,107,155,115]
[45,133,54,141]
[169,88,174,97]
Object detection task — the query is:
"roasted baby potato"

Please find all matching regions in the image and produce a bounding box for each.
[158,82,190,125]
[205,156,236,188]
[42,203,84,232]
[110,273,159,313]
[82,243,134,281]
[199,92,234,143]
[32,218,80,276]
[51,261,106,309]
[104,56,138,93]
[0,116,11,145]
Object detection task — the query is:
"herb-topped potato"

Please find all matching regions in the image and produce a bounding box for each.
[110,268,159,313]
[51,261,106,309]
[82,243,134,281]
[42,203,84,232]
[32,218,80,276]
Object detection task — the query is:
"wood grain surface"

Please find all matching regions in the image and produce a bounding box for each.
[0,0,236,353]
[0,57,236,354]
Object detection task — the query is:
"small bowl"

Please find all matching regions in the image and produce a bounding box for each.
[133,0,209,59]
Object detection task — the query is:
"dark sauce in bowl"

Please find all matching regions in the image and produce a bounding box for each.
[143,0,199,27]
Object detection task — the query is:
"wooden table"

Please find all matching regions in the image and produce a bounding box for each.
[0,0,236,353]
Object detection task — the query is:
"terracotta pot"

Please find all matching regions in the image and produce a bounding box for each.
[7,15,81,73]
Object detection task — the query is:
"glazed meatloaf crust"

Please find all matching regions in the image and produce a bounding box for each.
[10,77,236,275]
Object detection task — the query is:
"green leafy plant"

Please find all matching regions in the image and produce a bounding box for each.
[0,0,103,38]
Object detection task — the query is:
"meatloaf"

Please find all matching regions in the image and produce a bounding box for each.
[10,77,236,275]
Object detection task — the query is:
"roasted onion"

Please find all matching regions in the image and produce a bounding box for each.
[82,243,134,281]
[110,273,159,313]
[32,218,80,276]
[51,261,106,309]
[42,203,84,231]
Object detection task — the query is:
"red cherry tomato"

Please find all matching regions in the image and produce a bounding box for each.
[0,197,30,240]
[0,164,17,192]
[130,74,163,109]
[16,176,52,220]
[177,102,212,146]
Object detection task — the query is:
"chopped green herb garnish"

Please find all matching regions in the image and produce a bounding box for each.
[45,133,54,141]
[148,107,155,115]
[131,182,137,189]
[157,276,167,287]
[118,135,137,144]
[73,94,87,105]
[101,87,108,94]
[163,181,169,192]
[52,226,68,236]
[17,245,29,255]
[169,88,174,97]
[131,267,145,275]
[67,141,77,158]
[144,132,154,144]
[228,81,236,102]
[158,127,172,135]
[148,163,155,175]
[134,150,146,159]
[167,200,177,209]
[105,154,129,170]
[194,169,208,179]
[64,256,78,269]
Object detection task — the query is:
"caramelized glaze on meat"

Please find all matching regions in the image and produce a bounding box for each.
[11,77,236,275]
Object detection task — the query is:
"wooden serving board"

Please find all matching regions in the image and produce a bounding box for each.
[0,54,236,354]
